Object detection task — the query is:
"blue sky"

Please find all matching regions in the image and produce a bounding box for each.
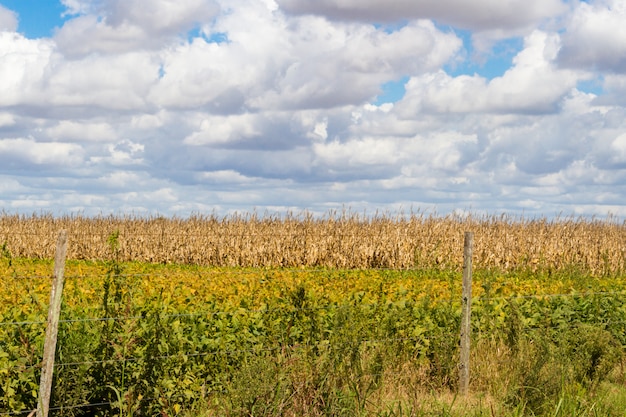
[1,0,69,37]
[1,0,626,218]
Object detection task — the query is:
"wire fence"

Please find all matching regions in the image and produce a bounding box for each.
[2,233,626,416]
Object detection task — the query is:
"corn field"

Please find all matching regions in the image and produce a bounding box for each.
[1,211,626,273]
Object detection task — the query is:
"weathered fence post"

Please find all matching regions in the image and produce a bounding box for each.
[459,231,473,396]
[36,230,68,417]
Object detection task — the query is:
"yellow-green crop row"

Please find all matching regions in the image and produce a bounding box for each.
[2,257,625,324]
[1,260,453,317]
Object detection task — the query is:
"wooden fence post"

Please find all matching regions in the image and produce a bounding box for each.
[459,231,473,396]
[36,230,68,417]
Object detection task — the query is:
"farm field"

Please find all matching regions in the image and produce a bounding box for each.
[2,211,626,272]
[2,212,626,416]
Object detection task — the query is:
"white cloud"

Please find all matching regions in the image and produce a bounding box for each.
[195,169,254,184]
[248,19,461,110]
[105,0,219,36]
[45,52,157,110]
[609,133,626,165]
[0,138,84,167]
[0,30,156,111]
[277,0,565,32]
[486,31,580,110]
[0,177,23,194]
[0,5,18,32]
[149,39,251,109]
[597,74,626,105]
[184,114,261,146]
[90,139,145,166]
[312,130,477,179]
[130,111,168,129]
[98,171,145,189]
[314,137,399,168]
[54,16,147,56]
[55,0,219,56]
[558,0,626,73]
[311,119,328,141]
[47,120,118,142]
[397,31,580,115]
[151,11,461,111]
[60,0,93,16]
[0,33,56,106]
[0,112,15,127]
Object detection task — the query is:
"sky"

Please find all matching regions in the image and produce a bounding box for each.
[1,0,626,219]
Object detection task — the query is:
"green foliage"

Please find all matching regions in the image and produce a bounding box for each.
[476,295,625,416]
[1,261,626,416]
[0,318,40,413]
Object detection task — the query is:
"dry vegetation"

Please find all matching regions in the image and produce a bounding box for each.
[1,211,626,273]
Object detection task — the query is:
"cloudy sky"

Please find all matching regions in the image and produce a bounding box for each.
[1,0,626,218]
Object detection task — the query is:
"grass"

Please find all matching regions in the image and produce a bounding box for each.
[179,367,626,417]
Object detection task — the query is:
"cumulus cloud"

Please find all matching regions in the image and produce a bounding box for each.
[609,133,626,166]
[558,0,626,73]
[0,5,18,32]
[598,74,626,105]
[104,0,219,35]
[0,33,56,106]
[55,0,219,55]
[249,19,462,110]
[397,31,580,114]
[60,0,94,16]
[277,0,566,31]
[46,120,118,142]
[54,16,149,56]
[0,112,15,127]
[46,52,158,109]
[90,139,145,166]
[184,114,262,147]
[151,9,461,111]
[0,138,84,169]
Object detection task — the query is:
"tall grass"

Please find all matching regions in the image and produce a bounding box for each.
[1,211,625,273]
